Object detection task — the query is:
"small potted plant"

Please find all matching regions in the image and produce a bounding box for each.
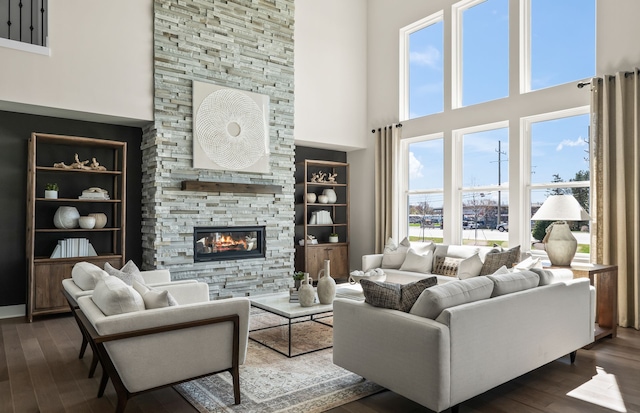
[329,233,339,243]
[45,183,59,199]
[293,271,305,289]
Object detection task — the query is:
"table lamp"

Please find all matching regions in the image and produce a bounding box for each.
[531,194,591,266]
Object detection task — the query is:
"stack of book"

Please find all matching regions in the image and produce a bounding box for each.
[289,288,299,303]
[50,238,98,258]
[78,188,110,200]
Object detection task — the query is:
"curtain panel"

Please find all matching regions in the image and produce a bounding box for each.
[374,125,401,253]
[591,71,640,329]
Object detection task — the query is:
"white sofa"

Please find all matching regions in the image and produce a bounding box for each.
[333,274,594,413]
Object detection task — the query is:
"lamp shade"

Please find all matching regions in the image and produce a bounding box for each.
[531,195,591,221]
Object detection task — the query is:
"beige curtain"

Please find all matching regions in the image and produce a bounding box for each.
[592,71,640,330]
[374,125,400,253]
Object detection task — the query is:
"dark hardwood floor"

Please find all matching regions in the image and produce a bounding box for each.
[1,314,639,413]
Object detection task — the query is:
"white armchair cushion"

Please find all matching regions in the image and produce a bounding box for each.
[92,276,145,316]
[104,260,145,286]
[132,281,178,309]
[487,270,540,297]
[410,277,494,319]
[71,261,109,291]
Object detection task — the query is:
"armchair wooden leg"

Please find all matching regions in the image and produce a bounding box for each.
[98,369,109,398]
[115,395,129,413]
[88,354,99,378]
[232,367,241,405]
[79,336,88,359]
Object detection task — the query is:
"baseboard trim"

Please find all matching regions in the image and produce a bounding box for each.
[0,304,26,320]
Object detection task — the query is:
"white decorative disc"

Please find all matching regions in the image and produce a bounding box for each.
[195,89,266,170]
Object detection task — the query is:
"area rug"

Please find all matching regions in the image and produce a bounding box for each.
[175,311,383,413]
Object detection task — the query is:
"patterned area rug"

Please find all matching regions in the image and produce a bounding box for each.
[175,310,383,413]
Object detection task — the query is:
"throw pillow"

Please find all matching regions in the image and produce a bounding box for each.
[480,245,521,275]
[409,277,495,319]
[492,265,511,275]
[361,277,437,312]
[411,241,436,255]
[528,267,556,286]
[487,270,540,297]
[457,253,484,280]
[71,261,109,290]
[399,248,434,273]
[381,237,412,269]
[514,256,543,270]
[432,256,463,277]
[104,260,145,286]
[132,281,178,309]
[91,276,145,316]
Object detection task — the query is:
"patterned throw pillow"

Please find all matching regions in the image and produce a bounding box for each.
[432,256,463,277]
[104,260,145,286]
[479,245,521,275]
[361,277,437,312]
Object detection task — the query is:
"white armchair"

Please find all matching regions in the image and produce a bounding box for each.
[76,293,250,413]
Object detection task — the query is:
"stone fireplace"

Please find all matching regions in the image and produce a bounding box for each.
[140,0,295,299]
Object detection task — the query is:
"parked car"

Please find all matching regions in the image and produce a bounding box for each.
[496,222,508,232]
[462,221,477,229]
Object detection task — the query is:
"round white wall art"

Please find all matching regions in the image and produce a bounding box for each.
[193,81,270,173]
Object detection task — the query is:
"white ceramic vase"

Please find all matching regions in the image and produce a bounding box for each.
[316,260,336,304]
[53,206,80,229]
[78,216,96,229]
[298,273,315,307]
[89,213,108,229]
[322,188,337,204]
[305,193,317,203]
[317,195,329,204]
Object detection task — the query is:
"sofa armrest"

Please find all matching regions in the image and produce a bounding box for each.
[362,254,383,271]
[333,299,451,412]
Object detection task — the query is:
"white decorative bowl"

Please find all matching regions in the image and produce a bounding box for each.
[78,216,96,229]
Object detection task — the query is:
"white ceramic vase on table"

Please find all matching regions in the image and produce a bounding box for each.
[317,259,336,304]
[298,273,315,307]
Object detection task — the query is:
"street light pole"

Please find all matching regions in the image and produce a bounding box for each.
[495,141,506,227]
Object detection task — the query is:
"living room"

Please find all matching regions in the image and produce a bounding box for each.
[1,0,639,412]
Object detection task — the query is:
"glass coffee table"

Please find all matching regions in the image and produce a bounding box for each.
[249,285,363,358]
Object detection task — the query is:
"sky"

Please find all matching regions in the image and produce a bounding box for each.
[407,0,595,209]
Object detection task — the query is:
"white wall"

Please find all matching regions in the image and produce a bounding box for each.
[0,0,153,125]
[294,0,368,151]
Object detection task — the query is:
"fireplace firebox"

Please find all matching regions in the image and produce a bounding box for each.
[194,226,266,262]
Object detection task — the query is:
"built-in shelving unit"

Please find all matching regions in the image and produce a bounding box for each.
[294,160,349,281]
[26,133,126,321]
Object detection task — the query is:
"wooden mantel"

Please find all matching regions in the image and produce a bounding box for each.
[181,180,283,194]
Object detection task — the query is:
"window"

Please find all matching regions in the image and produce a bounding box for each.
[525,0,595,91]
[402,12,444,120]
[454,0,509,107]
[0,0,49,55]
[527,109,590,259]
[405,136,444,243]
[459,124,509,246]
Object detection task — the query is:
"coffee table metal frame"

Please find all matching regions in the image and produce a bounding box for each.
[249,293,334,358]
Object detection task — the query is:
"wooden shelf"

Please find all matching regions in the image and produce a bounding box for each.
[36,166,122,175]
[34,254,123,264]
[35,228,121,233]
[36,198,121,203]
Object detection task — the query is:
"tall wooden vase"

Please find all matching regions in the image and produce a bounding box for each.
[317,259,336,304]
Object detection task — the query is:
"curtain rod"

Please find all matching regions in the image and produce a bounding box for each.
[577,70,638,88]
[371,123,402,133]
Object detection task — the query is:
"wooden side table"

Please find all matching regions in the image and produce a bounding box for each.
[552,264,618,343]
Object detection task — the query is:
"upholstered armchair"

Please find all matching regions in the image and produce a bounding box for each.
[76,288,250,413]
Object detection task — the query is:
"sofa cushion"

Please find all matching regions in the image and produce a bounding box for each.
[381,237,412,269]
[432,256,463,277]
[132,281,178,309]
[409,276,494,319]
[361,277,437,312]
[487,270,540,297]
[104,260,145,286]
[480,245,521,275]
[91,276,145,316]
[457,253,484,280]
[399,248,434,273]
[71,261,109,291]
